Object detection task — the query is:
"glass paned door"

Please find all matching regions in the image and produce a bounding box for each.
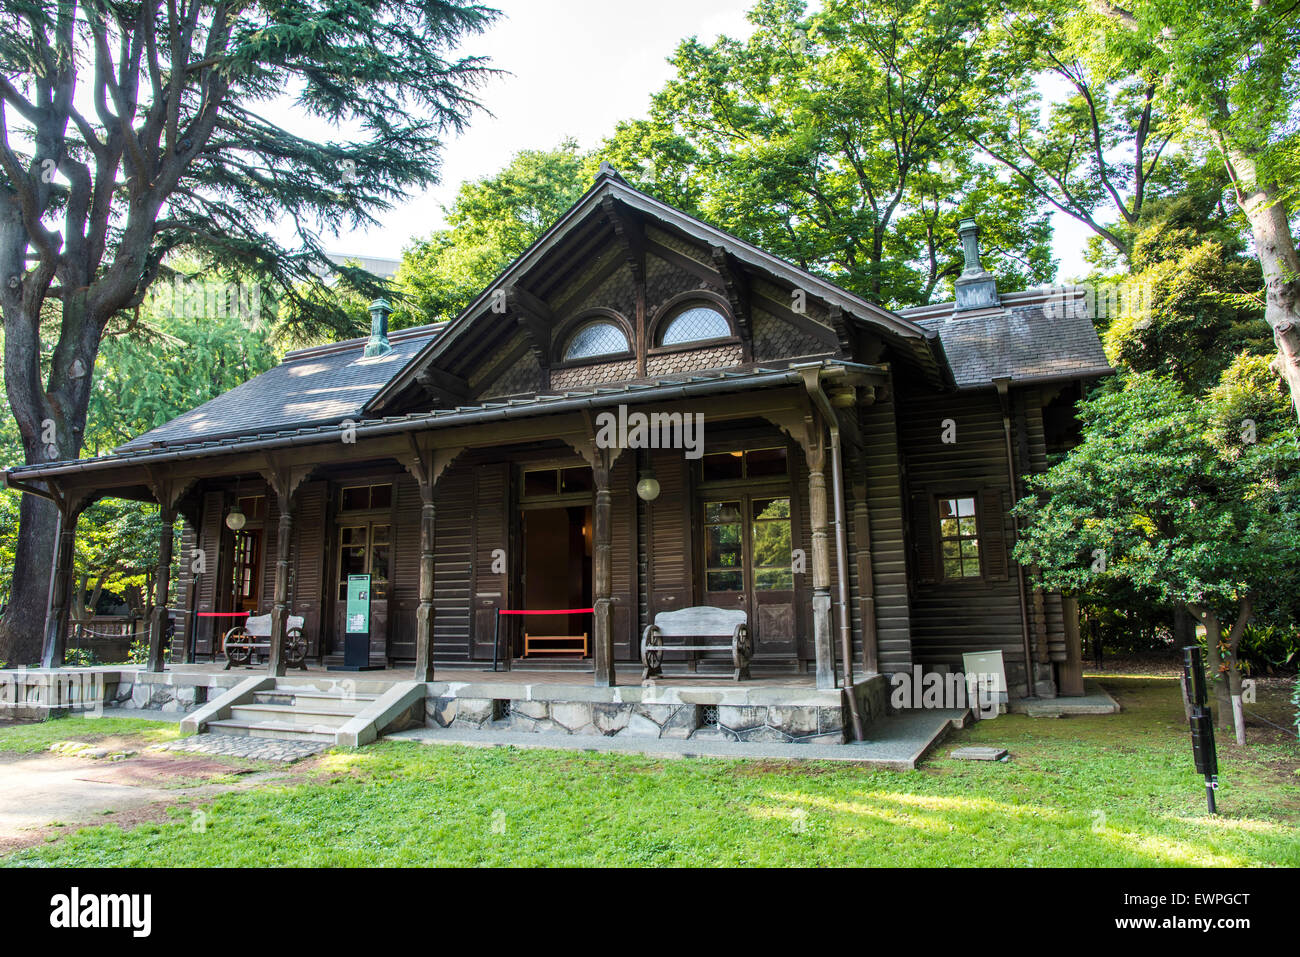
[332,522,390,655]
[702,496,796,658]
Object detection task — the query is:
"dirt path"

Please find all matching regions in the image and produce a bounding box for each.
[0,747,294,855]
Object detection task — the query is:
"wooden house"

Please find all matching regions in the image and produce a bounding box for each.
[4,164,1110,707]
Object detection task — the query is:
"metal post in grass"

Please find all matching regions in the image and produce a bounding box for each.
[1182,645,1219,814]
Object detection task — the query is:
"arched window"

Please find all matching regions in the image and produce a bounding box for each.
[659,305,731,346]
[563,320,630,361]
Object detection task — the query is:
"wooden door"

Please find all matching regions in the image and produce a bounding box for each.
[471,462,510,660]
[330,520,391,659]
[701,494,796,659]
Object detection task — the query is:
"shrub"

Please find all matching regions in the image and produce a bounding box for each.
[64,648,100,667]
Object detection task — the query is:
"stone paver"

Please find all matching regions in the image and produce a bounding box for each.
[152,733,323,763]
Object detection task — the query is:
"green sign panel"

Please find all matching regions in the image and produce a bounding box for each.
[346,574,371,634]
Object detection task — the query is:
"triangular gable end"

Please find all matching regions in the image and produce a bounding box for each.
[366,166,950,415]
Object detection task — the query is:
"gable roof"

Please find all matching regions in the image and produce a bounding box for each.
[115,324,443,452]
[363,166,951,412]
[898,287,1111,390]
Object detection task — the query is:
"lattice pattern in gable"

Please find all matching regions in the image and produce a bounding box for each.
[753,307,832,361]
[751,276,833,328]
[647,225,710,264]
[480,348,544,399]
[645,253,724,322]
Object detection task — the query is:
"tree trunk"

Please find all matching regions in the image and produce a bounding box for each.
[1214,141,1300,423]
[0,494,58,665]
[1198,609,1234,734]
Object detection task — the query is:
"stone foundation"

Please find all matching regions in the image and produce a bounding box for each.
[426,674,888,744]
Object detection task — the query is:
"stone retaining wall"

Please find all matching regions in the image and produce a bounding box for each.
[426,675,888,745]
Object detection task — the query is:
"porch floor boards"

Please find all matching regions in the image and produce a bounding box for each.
[163,662,823,691]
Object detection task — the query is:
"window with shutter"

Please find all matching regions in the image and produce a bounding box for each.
[978,487,1010,581]
[908,492,938,584]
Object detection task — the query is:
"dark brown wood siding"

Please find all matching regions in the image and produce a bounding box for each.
[193,490,225,655]
[645,448,692,616]
[430,462,473,660]
[897,382,1024,671]
[290,480,328,658]
[471,461,511,659]
[388,473,421,661]
[850,391,913,672]
[610,453,638,660]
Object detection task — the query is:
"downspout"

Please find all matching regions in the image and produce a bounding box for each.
[994,376,1036,700]
[802,369,865,742]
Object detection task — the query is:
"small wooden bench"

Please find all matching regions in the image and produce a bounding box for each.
[223,614,308,670]
[524,632,589,657]
[641,607,751,682]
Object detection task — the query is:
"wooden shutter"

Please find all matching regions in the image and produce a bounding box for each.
[610,454,637,659]
[646,449,691,615]
[387,474,422,661]
[433,464,474,661]
[260,485,278,614]
[471,462,510,659]
[908,491,938,585]
[979,487,1009,581]
[291,480,328,657]
[194,490,226,655]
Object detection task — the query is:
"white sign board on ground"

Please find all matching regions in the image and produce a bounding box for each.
[962,650,1009,711]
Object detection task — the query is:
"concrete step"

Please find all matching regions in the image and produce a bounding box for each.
[229,704,355,728]
[206,718,338,743]
[253,689,377,711]
[274,677,398,696]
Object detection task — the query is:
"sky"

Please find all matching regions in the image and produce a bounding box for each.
[294,0,1092,281]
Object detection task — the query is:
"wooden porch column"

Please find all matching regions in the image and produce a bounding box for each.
[806,425,836,690]
[592,453,616,687]
[41,500,84,669]
[414,485,437,682]
[268,492,293,677]
[262,460,311,679]
[146,505,177,673]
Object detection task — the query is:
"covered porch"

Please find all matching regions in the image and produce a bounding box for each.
[6,358,890,740]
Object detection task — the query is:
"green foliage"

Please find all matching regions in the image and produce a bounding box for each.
[599,0,1055,308]
[4,680,1298,866]
[128,640,150,666]
[63,648,100,668]
[395,140,596,325]
[1014,372,1300,624]
[1235,623,1299,675]
[1100,192,1270,391]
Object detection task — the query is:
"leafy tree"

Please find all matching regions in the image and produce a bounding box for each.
[968,0,1189,261]
[395,140,595,325]
[1014,373,1300,744]
[600,0,1055,308]
[0,0,497,664]
[1080,0,1300,421]
[1101,190,1271,393]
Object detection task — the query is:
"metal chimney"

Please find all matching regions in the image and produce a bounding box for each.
[954,219,1000,312]
[363,298,393,357]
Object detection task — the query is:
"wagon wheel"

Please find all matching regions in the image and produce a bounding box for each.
[224,626,252,666]
[641,627,664,679]
[285,627,308,668]
[736,625,752,663]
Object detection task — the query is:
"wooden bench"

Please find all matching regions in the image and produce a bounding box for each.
[641,607,751,682]
[524,632,588,657]
[223,614,308,670]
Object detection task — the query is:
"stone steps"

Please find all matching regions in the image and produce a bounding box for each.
[229,704,359,728]
[183,677,428,749]
[205,717,339,743]
[251,689,378,711]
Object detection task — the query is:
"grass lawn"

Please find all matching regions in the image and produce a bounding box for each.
[0,716,181,754]
[1,675,1296,867]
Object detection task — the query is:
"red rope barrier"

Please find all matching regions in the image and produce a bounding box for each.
[196,612,252,617]
[497,608,593,616]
